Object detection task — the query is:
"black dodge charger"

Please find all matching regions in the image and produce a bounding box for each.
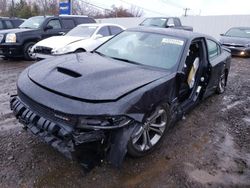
[10,27,231,168]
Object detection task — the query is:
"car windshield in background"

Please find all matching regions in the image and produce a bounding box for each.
[140,18,167,27]
[66,26,97,37]
[225,28,250,38]
[96,31,185,70]
[19,16,45,29]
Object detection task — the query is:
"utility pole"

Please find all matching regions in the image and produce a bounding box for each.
[183,8,190,17]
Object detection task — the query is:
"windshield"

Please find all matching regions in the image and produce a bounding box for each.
[96,31,185,70]
[225,28,250,38]
[140,18,167,27]
[66,26,97,37]
[19,16,45,29]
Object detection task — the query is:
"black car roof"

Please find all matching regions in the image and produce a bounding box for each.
[127,26,210,41]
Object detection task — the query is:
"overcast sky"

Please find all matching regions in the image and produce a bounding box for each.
[87,0,250,17]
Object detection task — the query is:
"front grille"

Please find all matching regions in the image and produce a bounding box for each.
[34,46,52,54]
[18,88,78,126]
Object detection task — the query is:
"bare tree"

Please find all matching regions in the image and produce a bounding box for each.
[0,0,7,15]
[130,5,144,17]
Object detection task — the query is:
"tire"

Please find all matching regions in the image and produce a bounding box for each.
[127,104,171,157]
[216,72,226,94]
[23,42,36,60]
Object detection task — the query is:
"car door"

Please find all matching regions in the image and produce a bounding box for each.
[203,39,227,98]
[61,18,76,34]
[42,19,63,39]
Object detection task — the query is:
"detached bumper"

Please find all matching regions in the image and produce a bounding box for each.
[10,96,105,160]
[0,43,23,57]
[10,95,138,168]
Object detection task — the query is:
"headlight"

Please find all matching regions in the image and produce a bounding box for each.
[77,116,132,130]
[5,33,16,43]
[52,45,72,55]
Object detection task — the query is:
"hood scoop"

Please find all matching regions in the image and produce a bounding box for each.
[57,67,81,78]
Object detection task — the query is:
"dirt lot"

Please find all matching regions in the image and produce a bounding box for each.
[0,57,249,188]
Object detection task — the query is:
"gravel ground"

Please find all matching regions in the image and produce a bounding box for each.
[0,57,249,188]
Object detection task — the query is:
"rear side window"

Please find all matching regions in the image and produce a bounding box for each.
[75,17,96,24]
[97,26,110,37]
[0,21,3,29]
[109,26,123,35]
[61,19,75,29]
[47,19,62,29]
[4,20,14,29]
[166,18,174,26]
[206,39,220,59]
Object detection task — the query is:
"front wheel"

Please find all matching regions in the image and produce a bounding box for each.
[127,104,171,157]
[23,42,36,60]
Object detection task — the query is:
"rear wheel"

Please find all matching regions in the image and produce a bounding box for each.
[216,72,226,94]
[127,104,170,157]
[24,42,36,60]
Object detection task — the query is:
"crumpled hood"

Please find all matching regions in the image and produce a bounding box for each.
[27,53,169,102]
[34,36,89,49]
[220,36,250,46]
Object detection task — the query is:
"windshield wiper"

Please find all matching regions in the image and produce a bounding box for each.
[93,51,107,57]
[109,56,141,65]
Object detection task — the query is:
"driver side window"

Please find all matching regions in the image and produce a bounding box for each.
[47,19,61,29]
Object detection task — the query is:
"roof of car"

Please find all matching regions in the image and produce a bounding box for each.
[77,23,125,29]
[228,27,250,30]
[127,26,210,40]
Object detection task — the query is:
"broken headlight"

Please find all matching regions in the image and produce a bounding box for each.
[77,116,132,130]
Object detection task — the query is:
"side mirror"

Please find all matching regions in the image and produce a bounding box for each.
[44,25,53,31]
[220,33,225,36]
[94,34,103,39]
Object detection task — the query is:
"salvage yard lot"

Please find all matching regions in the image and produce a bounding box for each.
[0,57,249,187]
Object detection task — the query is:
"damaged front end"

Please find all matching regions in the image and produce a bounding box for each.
[10,95,140,170]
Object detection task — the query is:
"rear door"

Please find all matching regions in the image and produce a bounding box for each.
[203,39,226,98]
[61,18,76,34]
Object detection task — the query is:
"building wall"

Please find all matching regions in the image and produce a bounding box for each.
[97,15,250,39]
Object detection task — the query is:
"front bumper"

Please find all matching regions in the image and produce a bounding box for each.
[10,96,105,160]
[222,45,250,57]
[0,43,23,57]
[35,53,54,60]
[10,95,138,168]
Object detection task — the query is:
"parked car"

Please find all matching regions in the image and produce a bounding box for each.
[32,23,125,59]
[10,27,230,169]
[220,27,250,57]
[0,15,95,60]
[0,17,24,30]
[140,17,193,31]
